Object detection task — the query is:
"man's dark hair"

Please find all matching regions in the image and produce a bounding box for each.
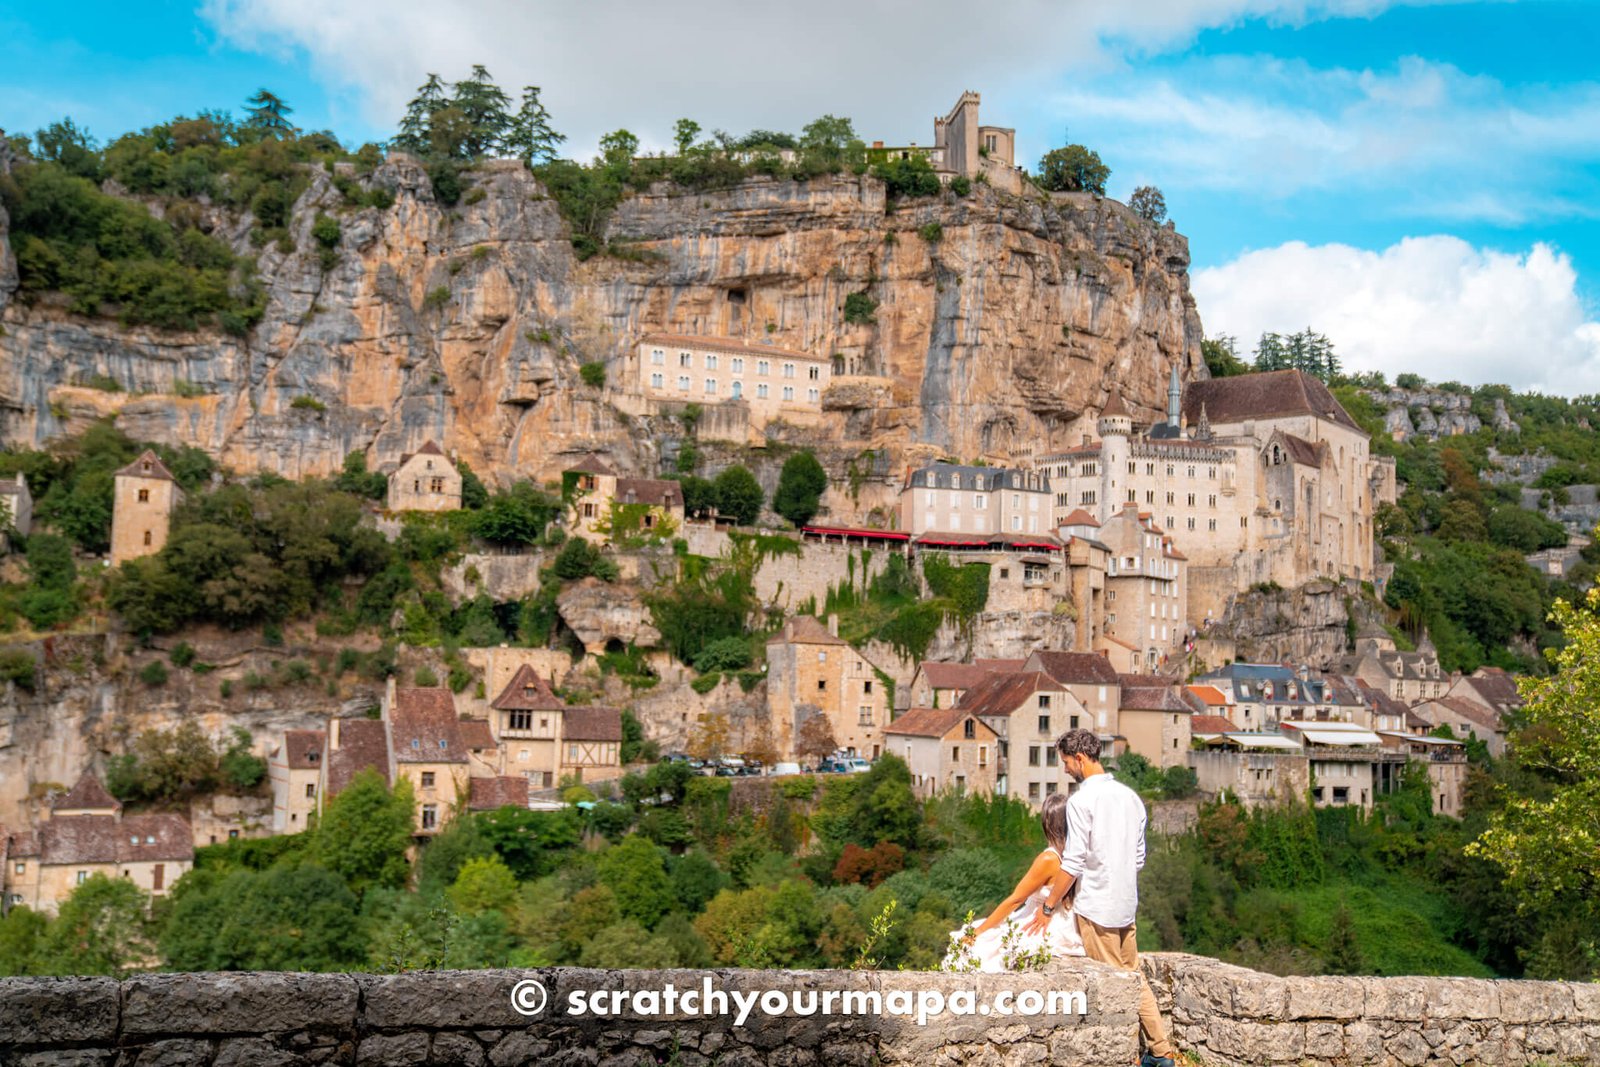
[1056,728,1101,761]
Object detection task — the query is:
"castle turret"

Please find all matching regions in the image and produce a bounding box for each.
[1097,390,1131,521]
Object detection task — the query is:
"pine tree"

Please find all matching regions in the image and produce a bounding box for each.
[243,89,296,138]
[1254,332,1287,371]
[394,74,448,156]
[1324,903,1365,975]
[451,65,513,159]
[508,86,565,165]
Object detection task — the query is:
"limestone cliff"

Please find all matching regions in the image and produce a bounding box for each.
[0,154,1205,488]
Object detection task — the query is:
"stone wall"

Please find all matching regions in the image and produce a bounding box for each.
[0,964,1139,1067]
[1143,952,1600,1067]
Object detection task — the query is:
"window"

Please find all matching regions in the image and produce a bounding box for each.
[706,354,718,369]
[979,745,988,767]
[1166,491,1174,505]
[650,372,664,388]
[1028,782,1041,801]
[421,772,435,788]
[731,380,742,398]
[1187,493,1196,506]
[305,783,315,798]
[1046,747,1059,766]
[430,477,445,493]
[859,706,873,726]
[1146,490,1154,503]
[1028,746,1041,766]
[952,746,960,761]
[758,360,770,376]
[143,530,152,546]
[651,348,664,365]
[1208,518,1217,531]
[1045,781,1058,796]
[138,488,150,503]
[757,383,769,398]
[421,805,438,830]
[809,365,820,380]
[1011,515,1022,530]
[1038,714,1051,734]
[964,719,976,739]
[818,680,827,692]
[679,352,692,367]
[783,362,795,378]
[704,378,717,394]
[13,862,22,874]
[1069,715,1079,730]
[863,680,873,694]
[808,388,819,403]
[77,871,89,885]
[677,375,690,391]
[782,386,795,401]
[1208,494,1217,508]
[1039,694,1051,708]
[818,651,827,663]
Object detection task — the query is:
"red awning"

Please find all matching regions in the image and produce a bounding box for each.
[1002,541,1061,552]
[916,538,990,548]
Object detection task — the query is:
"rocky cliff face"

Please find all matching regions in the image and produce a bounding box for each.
[0,155,1205,486]
[1200,580,1381,670]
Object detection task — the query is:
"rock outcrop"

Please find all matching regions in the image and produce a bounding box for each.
[0,158,1205,493]
[1366,386,1483,442]
[1199,579,1377,670]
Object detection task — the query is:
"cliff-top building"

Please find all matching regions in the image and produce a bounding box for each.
[631,334,832,439]
[565,455,685,543]
[387,441,462,513]
[900,462,1052,540]
[1033,368,1397,623]
[110,450,183,566]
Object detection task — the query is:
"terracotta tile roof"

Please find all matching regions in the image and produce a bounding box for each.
[886,706,995,739]
[458,720,496,750]
[326,719,392,795]
[490,665,567,712]
[1118,676,1195,713]
[7,830,40,858]
[1192,714,1240,734]
[563,707,623,742]
[281,730,326,771]
[52,772,122,814]
[391,688,467,764]
[1059,509,1101,527]
[1101,390,1130,417]
[568,454,619,477]
[1461,668,1522,708]
[400,440,447,465]
[640,332,822,364]
[767,616,848,647]
[1030,650,1120,686]
[1187,684,1231,707]
[117,814,194,862]
[957,671,1062,719]
[1276,432,1327,468]
[1181,369,1364,435]
[39,813,192,865]
[918,661,1012,693]
[114,449,176,482]
[469,776,530,811]
[616,477,684,510]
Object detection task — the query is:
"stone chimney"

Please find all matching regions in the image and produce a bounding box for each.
[329,718,342,749]
[384,675,397,718]
[827,614,839,637]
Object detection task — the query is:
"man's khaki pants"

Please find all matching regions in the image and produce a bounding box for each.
[1076,913,1173,1059]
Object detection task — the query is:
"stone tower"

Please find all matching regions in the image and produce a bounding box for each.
[110,450,183,566]
[1166,365,1182,431]
[1097,390,1132,522]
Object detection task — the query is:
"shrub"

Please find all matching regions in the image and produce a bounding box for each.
[367,188,395,210]
[871,155,941,200]
[289,395,326,412]
[917,222,943,243]
[0,648,38,691]
[843,291,877,326]
[579,361,606,388]
[690,671,722,695]
[693,636,753,673]
[949,176,972,197]
[414,666,439,687]
[139,660,170,686]
[428,161,462,205]
[423,286,451,310]
[170,641,197,668]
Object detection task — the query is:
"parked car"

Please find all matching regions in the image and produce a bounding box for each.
[843,757,871,773]
[771,762,802,777]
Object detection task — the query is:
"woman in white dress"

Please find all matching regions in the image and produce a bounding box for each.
[942,792,1085,972]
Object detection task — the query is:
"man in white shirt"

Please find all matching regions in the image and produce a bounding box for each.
[1026,728,1173,1067]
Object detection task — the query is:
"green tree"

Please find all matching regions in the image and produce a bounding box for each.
[448,855,520,915]
[507,86,565,165]
[1324,902,1366,975]
[472,482,560,545]
[798,115,862,172]
[311,769,415,896]
[394,74,449,156]
[0,906,49,976]
[32,118,99,178]
[598,129,640,175]
[161,865,366,971]
[1202,335,1249,378]
[773,451,829,527]
[579,919,679,968]
[673,118,702,155]
[450,65,513,159]
[596,835,676,929]
[1036,142,1109,194]
[1129,185,1166,223]
[41,874,154,977]
[713,465,763,526]
[670,849,729,912]
[243,89,296,138]
[457,461,489,509]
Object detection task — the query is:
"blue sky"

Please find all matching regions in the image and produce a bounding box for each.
[4,1,1599,391]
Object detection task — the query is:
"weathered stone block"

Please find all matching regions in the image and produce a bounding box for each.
[1384,1028,1433,1067]
[355,1032,429,1067]
[1047,1024,1138,1065]
[123,972,358,1036]
[1360,976,1430,1021]
[12,1053,116,1067]
[1343,1020,1384,1063]
[429,1032,488,1066]
[1497,980,1574,1024]
[127,1039,215,1067]
[1304,1021,1343,1058]
[360,969,541,1030]
[0,977,119,1047]
[1285,976,1364,1021]
[212,1037,307,1067]
[1425,978,1499,1021]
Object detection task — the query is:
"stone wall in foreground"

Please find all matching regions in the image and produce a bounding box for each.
[4,957,1599,1067]
[0,963,1139,1067]
[1143,952,1600,1066]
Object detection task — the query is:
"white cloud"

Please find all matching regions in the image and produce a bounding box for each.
[196,0,1439,156]
[1193,237,1600,394]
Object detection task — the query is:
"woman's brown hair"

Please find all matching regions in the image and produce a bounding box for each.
[1040,792,1069,855]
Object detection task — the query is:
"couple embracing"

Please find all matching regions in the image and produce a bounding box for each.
[942,728,1175,1067]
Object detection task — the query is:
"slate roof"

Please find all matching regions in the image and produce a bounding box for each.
[641,332,822,363]
[885,706,993,739]
[956,671,1061,719]
[1101,390,1130,417]
[562,707,623,742]
[1276,432,1327,468]
[7,830,40,858]
[905,463,1049,493]
[1419,696,1504,735]
[326,718,392,795]
[767,616,848,647]
[1181,369,1364,435]
[281,730,326,771]
[1117,675,1195,713]
[1460,668,1523,708]
[616,477,684,510]
[40,812,191,865]
[1353,681,1410,724]
[1028,651,1120,686]
[114,450,176,482]
[458,720,496,750]
[52,773,122,814]
[917,660,1021,693]
[567,454,619,477]
[490,665,566,712]
[391,688,467,764]
[469,776,530,811]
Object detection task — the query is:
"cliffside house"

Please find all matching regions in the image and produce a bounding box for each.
[488,664,623,786]
[565,454,684,543]
[387,441,462,513]
[904,659,1023,711]
[955,669,1080,806]
[1097,504,1189,672]
[885,707,999,798]
[110,450,183,566]
[1277,720,1408,811]
[382,685,498,836]
[765,616,890,762]
[1411,696,1509,759]
[1347,638,1450,703]
[868,91,1027,194]
[900,462,1052,542]
[1,772,192,916]
[1194,663,1365,732]
[633,334,832,437]
[1116,675,1199,768]
[321,718,391,802]
[1,473,33,537]
[1445,667,1523,725]
[268,729,326,832]
[1379,730,1468,817]
[1021,650,1123,742]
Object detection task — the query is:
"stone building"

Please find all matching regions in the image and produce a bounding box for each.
[1278,720,1408,811]
[1412,696,1508,759]
[1195,663,1366,732]
[566,455,684,543]
[1378,731,1467,817]
[1444,667,1523,725]
[487,664,565,787]
[954,669,1076,806]
[268,729,325,832]
[321,718,390,802]
[884,706,1000,798]
[1096,504,1189,671]
[1190,744,1310,808]
[1,773,192,915]
[1116,675,1199,768]
[900,462,1052,540]
[1021,650,1123,740]
[765,616,890,761]
[1347,638,1449,703]
[109,450,183,566]
[631,334,832,436]
[387,441,462,513]
[0,473,33,537]
[904,659,1022,710]
[381,686,501,836]
[1033,369,1397,623]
